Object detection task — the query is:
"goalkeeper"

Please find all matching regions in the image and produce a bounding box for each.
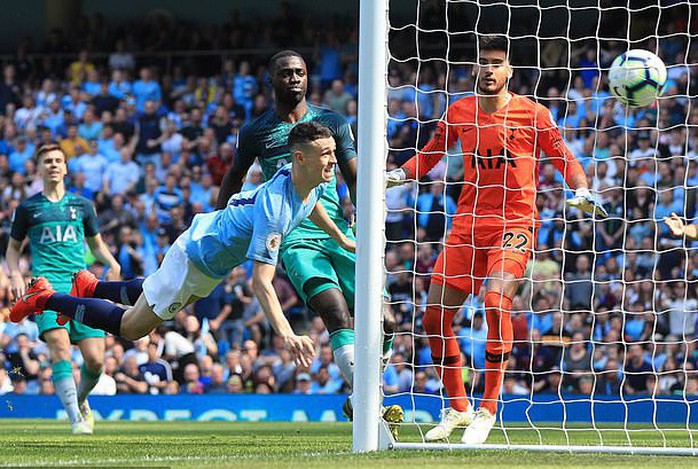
[386,35,606,444]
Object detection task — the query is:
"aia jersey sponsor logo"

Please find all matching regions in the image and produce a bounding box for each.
[39,224,79,244]
[468,147,520,170]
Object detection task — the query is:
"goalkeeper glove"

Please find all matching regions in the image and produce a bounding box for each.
[566,188,608,218]
[385,168,407,188]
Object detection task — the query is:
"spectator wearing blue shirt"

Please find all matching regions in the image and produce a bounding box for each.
[70,140,108,193]
[190,172,216,212]
[139,341,173,395]
[459,312,488,371]
[42,99,66,138]
[132,67,162,113]
[77,109,103,141]
[153,173,184,223]
[416,181,457,242]
[316,32,343,90]
[309,344,344,393]
[63,86,87,120]
[232,61,257,119]
[82,69,101,97]
[655,191,684,236]
[103,148,140,195]
[108,69,132,100]
[8,137,34,175]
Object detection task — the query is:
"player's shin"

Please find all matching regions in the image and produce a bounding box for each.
[423,304,470,412]
[481,290,513,415]
[52,360,82,424]
[330,328,355,388]
[93,278,144,305]
[45,294,127,337]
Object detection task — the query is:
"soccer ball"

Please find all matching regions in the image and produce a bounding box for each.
[608,49,667,107]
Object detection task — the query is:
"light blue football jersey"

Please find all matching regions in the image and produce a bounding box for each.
[184,164,326,278]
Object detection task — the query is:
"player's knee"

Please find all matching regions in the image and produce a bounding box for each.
[45,331,71,361]
[310,288,351,332]
[323,308,351,332]
[485,345,512,363]
[422,305,443,335]
[82,354,104,372]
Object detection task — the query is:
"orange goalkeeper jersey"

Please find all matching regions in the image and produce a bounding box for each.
[402,92,584,233]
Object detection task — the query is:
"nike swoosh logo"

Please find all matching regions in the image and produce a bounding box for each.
[33,213,41,218]
[21,290,42,303]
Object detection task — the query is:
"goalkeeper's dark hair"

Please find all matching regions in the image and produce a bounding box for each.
[288,122,333,150]
[268,49,305,75]
[479,35,509,55]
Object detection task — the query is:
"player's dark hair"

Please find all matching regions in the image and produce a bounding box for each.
[35,143,65,164]
[479,35,509,54]
[288,122,332,150]
[268,49,305,75]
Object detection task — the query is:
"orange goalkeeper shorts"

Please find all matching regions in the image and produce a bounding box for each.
[431,225,533,295]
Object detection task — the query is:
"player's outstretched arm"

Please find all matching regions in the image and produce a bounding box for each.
[87,234,122,280]
[308,202,355,252]
[386,119,454,188]
[665,212,698,239]
[251,261,315,367]
[537,107,608,218]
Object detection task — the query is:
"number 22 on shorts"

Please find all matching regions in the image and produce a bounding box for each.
[502,230,530,252]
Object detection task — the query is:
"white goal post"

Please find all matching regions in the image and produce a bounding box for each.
[354,0,698,455]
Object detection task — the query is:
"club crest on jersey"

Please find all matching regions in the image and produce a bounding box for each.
[69,207,77,219]
[266,233,282,252]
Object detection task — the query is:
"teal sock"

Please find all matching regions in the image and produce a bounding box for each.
[383,334,394,356]
[52,360,81,424]
[77,364,102,404]
[382,334,395,372]
[330,329,355,388]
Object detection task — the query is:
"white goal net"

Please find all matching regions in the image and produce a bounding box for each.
[356,0,698,454]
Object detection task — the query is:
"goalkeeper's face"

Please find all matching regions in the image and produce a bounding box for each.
[475,50,511,95]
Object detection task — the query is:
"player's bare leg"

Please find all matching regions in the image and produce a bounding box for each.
[423,281,475,441]
[311,288,403,438]
[76,338,105,432]
[44,328,89,434]
[310,288,355,387]
[462,272,519,445]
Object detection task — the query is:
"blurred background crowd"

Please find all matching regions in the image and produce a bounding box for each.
[1,4,698,401]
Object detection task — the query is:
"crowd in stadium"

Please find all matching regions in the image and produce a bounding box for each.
[1,9,698,400]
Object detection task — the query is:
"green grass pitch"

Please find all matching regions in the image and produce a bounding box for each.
[0,419,695,468]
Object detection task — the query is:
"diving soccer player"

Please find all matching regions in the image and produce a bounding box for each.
[11,122,352,368]
[216,50,403,433]
[6,143,121,434]
[386,36,606,444]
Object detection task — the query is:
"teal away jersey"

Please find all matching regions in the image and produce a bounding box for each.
[234,104,356,244]
[10,193,99,283]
